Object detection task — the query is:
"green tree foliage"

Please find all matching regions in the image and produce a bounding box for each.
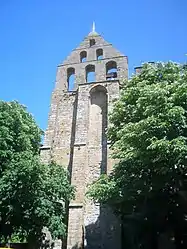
[0,101,74,244]
[88,62,187,248]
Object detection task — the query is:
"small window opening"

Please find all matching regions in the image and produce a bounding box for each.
[90,39,96,47]
[67,67,75,91]
[80,51,87,63]
[86,65,95,83]
[106,61,117,80]
[96,49,103,60]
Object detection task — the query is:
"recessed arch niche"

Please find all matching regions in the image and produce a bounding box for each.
[88,85,108,174]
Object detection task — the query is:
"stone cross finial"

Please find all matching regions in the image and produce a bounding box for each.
[92,22,96,33]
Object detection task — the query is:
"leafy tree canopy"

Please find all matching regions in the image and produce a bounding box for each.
[0,101,74,244]
[88,61,187,215]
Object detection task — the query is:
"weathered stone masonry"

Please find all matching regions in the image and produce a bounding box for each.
[40,27,128,249]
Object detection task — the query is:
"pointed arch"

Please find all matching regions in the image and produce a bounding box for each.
[90,84,107,95]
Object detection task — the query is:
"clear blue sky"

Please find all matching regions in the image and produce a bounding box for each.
[0,0,187,131]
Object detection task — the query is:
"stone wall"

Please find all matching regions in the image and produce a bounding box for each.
[55,56,128,91]
[41,31,128,249]
[41,79,123,249]
[66,81,121,249]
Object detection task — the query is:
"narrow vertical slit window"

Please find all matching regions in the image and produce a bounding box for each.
[80,51,87,62]
[86,65,95,83]
[96,49,103,60]
[90,39,96,47]
[67,67,75,91]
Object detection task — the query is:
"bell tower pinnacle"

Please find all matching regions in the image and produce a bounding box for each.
[41,26,128,249]
[92,21,95,33]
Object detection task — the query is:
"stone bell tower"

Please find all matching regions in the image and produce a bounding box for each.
[40,24,128,249]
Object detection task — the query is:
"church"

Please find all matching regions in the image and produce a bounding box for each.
[40,24,128,249]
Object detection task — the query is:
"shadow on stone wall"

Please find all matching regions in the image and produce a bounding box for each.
[84,205,121,249]
[83,212,176,249]
[100,88,107,175]
[68,92,78,181]
[71,243,81,249]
